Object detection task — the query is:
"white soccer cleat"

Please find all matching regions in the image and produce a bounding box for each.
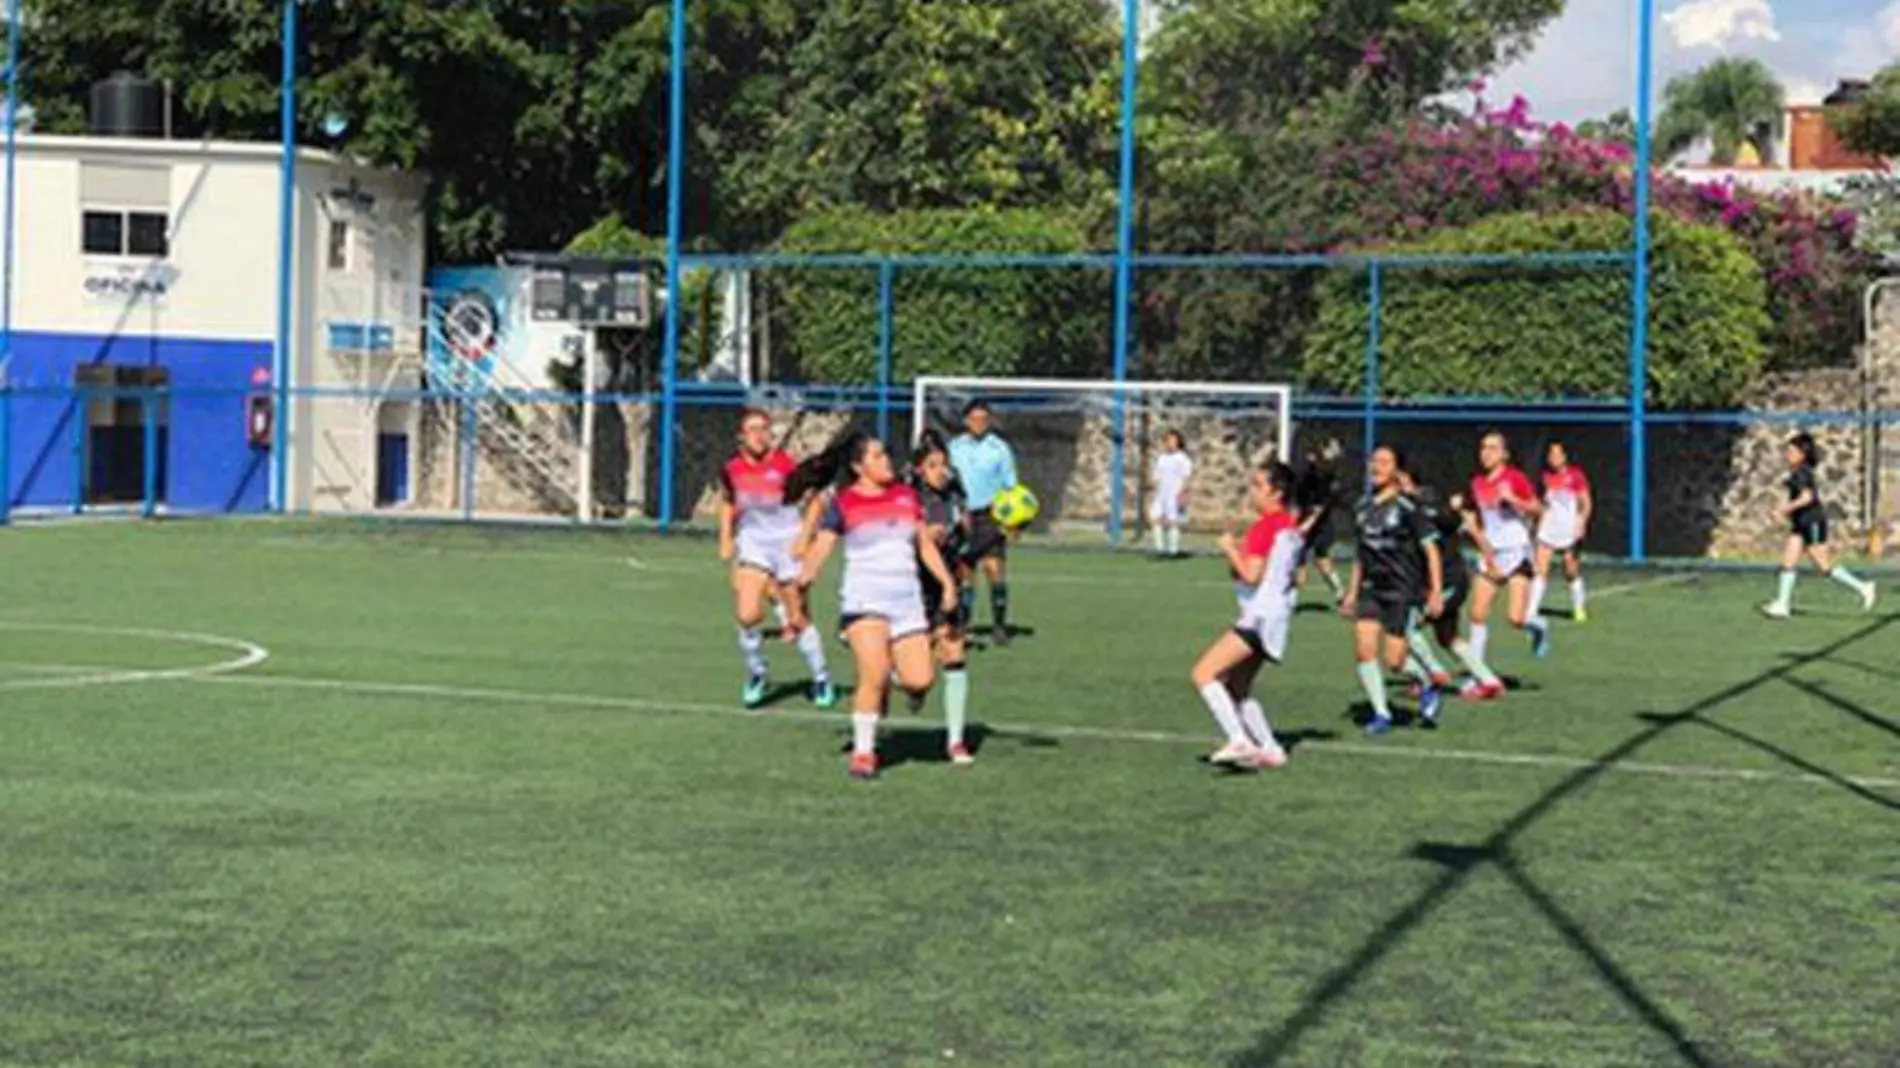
[1248,745,1288,770]
[1862,585,1878,613]
[1759,602,1791,620]
[1209,742,1254,765]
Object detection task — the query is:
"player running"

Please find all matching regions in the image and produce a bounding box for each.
[1294,448,1344,605]
[1187,461,1301,769]
[1341,445,1445,735]
[1530,442,1592,624]
[717,409,835,710]
[1467,431,1552,670]
[1761,432,1877,619]
[796,431,960,781]
[1150,430,1194,559]
[1398,467,1506,703]
[911,431,976,765]
[949,400,1020,646]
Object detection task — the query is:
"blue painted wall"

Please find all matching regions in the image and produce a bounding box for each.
[6,331,271,513]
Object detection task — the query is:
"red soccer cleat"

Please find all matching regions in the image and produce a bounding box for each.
[848,752,879,780]
[1459,679,1505,702]
[947,743,975,766]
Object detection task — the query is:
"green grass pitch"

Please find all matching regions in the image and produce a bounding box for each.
[0,519,1895,1067]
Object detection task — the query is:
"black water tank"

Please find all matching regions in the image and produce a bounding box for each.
[90,73,165,138]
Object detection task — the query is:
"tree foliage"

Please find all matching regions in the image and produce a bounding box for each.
[1305,210,1771,409]
[1655,57,1784,165]
[1833,64,1900,159]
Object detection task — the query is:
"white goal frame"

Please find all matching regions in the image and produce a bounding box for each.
[911,376,1295,463]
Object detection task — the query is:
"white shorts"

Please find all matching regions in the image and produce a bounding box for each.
[1151,491,1187,525]
[841,591,930,641]
[1234,609,1290,663]
[1537,518,1580,551]
[1485,545,1533,580]
[735,529,801,584]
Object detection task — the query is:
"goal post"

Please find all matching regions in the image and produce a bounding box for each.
[912,376,1296,540]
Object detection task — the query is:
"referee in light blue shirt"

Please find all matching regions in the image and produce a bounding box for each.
[949,400,1019,646]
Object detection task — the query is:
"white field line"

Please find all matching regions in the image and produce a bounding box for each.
[187,669,1900,793]
[0,622,268,691]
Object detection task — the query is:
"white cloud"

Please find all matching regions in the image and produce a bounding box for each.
[1880,1,1900,54]
[1783,76,1829,106]
[1663,0,1780,51]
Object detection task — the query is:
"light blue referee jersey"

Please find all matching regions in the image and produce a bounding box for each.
[949,432,1018,509]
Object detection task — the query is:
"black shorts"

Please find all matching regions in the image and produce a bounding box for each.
[964,511,1009,564]
[1302,521,1336,562]
[1354,591,1418,639]
[1794,515,1828,547]
[1230,627,1282,663]
[920,571,967,631]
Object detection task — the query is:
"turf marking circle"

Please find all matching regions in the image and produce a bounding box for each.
[0,621,269,691]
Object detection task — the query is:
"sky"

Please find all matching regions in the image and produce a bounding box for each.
[1489,0,1900,122]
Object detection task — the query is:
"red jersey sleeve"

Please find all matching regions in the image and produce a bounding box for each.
[1243,514,1290,558]
[1508,468,1536,502]
[1572,467,1591,495]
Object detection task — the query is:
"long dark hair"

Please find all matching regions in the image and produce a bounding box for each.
[1789,431,1820,469]
[784,425,873,504]
[912,429,949,469]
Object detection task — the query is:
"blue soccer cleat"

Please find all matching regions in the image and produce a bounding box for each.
[1419,686,1443,728]
[809,677,838,709]
[1364,714,1394,737]
[1530,621,1552,660]
[743,674,769,709]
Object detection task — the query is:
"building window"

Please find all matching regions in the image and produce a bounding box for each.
[328,219,351,271]
[82,208,168,258]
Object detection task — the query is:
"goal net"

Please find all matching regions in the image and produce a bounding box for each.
[912,376,1295,536]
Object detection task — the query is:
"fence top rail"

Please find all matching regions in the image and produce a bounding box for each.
[674,250,1636,272]
[915,375,1294,399]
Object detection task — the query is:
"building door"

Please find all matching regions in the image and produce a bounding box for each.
[76,365,169,505]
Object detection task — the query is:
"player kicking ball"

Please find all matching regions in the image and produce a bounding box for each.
[1188,461,1301,769]
[1342,446,1445,735]
[1761,432,1876,618]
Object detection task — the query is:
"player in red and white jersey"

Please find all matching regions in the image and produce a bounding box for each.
[1186,461,1301,770]
[1530,442,1593,625]
[717,409,834,710]
[797,431,959,781]
[1464,431,1552,693]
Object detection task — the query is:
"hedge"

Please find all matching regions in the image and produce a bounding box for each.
[772,207,1105,384]
[1303,210,1771,410]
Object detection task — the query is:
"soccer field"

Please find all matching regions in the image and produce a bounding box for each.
[0,520,1895,1068]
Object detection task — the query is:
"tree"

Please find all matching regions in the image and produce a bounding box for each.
[1655,57,1784,165]
[1575,108,1636,149]
[1832,64,1900,159]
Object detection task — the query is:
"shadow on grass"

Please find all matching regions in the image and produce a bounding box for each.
[1635,709,1900,814]
[1228,613,1897,1068]
[1779,671,1900,743]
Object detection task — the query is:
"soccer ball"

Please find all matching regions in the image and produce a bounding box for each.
[991,485,1040,529]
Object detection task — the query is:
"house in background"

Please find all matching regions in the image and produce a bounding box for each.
[1672,80,1886,196]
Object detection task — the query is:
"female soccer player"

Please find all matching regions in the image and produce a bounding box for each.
[1150,430,1194,558]
[1342,445,1444,735]
[1187,461,1300,769]
[1466,431,1551,679]
[1294,448,1344,604]
[912,431,975,765]
[1530,442,1592,624]
[717,409,834,710]
[1762,432,1877,618]
[1397,467,1506,705]
[796,431,960,780]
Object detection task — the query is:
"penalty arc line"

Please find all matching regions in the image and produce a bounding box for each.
[187,670,1900,793]
[0,622,269,691]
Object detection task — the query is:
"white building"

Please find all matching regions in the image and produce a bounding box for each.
[0,132,427,514]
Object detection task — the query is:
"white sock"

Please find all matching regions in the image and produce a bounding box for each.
[1775,570,1796,608]
[796,626,829,681]
[1406,634,1448,679]
[737,626,767,677]
[1152,525,1167,553]
[1356,662,1391,720]
[1238,697,1278,750]
[851,711,879,756]
[1470,623,1490,665]
[1570,577,1586,610]
[1528,575,1549,621]
[1321,568,1342,596]
[1197,682,1249,745]
[1165,526,1181,556]
[943,667,969,746]
[1453,639,1500,686]
[1829,567,1871,596]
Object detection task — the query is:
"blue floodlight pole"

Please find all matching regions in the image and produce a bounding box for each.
[1627,0,1656,562]
[272,0,297,513]
[656,0,687,530]
[875,261,895,442]
[1106,0,1140,542]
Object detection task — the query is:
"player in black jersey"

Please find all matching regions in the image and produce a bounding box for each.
[911,431,975,764]
[1398,467,1504,702]
[1762,432,1876,618]
[1294,449,1344,604]
[1341,445,1444,734]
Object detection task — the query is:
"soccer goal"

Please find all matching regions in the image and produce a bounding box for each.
[912,376,1296,538]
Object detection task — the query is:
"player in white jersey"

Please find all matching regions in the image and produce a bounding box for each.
[1465,431,1552,688]
[796,430,960,781]
[717,409,834,710]
[1149,430,1194,558]
[1530,441,1593,625]
[1187,461,1301,770]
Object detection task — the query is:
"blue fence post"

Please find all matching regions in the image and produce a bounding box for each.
[141,388,157,518]
[656,0,687,530]
[271,0,297,514]
[69,388,83,514]
[1363,262,1383,468]
[3,0,22,374]
[1106,0,1141,542]
[875,260,895,442]
[1628,0,1656,562]
[0,384,10,526]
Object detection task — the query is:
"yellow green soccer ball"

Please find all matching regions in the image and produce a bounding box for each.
[991,484,1040,529]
